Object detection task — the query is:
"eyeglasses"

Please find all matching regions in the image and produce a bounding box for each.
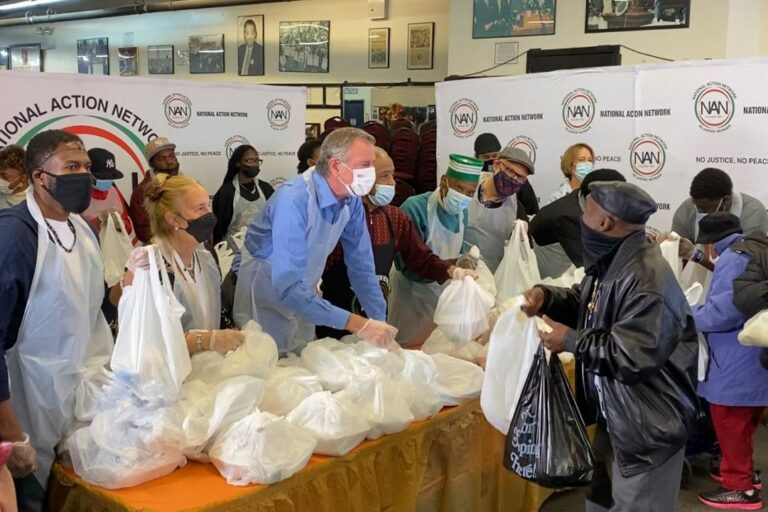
[242,158,263,165]
[498,161,528,183]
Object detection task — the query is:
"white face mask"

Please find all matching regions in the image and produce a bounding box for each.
[0,178,13,196]
[339,162,376,197]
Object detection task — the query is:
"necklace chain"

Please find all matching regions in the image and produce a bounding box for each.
[240,181,257,194]
[44,217,77,253]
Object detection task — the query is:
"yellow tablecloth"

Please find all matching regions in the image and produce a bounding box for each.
[49,398,557,512]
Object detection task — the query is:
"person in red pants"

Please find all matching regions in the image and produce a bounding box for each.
[693,212,768,510]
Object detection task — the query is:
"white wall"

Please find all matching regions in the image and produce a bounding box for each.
[0,0,449,83]
[447,0,736,77]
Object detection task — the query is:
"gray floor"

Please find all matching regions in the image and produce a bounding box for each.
[541,425,768,511]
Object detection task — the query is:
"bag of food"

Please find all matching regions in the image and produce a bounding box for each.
[430,353,484,406]
[495,220,541,304]
[100,211,134,288]
[260,366,324,417]
[433,276,495,343]
[334,375,414,439]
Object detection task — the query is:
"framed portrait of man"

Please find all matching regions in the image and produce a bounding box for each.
[237,15,265,76]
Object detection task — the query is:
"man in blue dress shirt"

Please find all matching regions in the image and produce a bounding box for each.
[233,128,396,353]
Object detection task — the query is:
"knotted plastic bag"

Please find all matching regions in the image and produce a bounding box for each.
[100,211,134,288]
[503,346,595,488]
[434,276,495,342]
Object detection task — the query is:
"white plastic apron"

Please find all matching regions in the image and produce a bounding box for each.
[158,244,221,331]
[7,189,113,488]
[463,174,518,273]
[226,176,266,249]
[234,170,350,353]
[388,190,465,346]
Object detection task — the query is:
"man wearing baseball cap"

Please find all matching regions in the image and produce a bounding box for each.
[464,145,534,272]
[128,137,178,243]
[388,154,482,345]
[82,148,134,241]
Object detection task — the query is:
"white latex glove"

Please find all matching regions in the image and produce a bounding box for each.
[210,329,245,354]
[357,319,399,350]
[450,267,478,280]
[125,246,150,274]
[7,433,36,479]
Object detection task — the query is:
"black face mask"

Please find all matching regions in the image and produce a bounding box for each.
[580,218,627,275]
[482,160,494,173]
[41,171,93,214]
[241,165,260,178]
[179,212,217,243]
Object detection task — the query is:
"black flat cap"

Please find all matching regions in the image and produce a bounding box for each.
[696,212,742,244]
[474,133,501,155]
[588,181,657,224]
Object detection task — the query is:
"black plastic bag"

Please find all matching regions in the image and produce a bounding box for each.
[503,345,596,488]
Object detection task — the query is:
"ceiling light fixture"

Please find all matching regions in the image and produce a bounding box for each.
[0,0,65,12]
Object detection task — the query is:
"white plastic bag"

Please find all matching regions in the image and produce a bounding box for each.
[397,350,443,421]
[111,246,191,406]
[214,241,234,283]
[68,425,186,490]
[351,341,405,377]
[659,233,682,281]
[334,375,414,439]
[421,328,486,364]
[430,353,485,406]
[680,260,712,306]
[739,309,768,347]
[209,410,316,486]
[74,367,117,422]
[300,339,361,391]
[434,276,495,343]
[494,220,541,304]
[186,321,278,385]
[286,391,370,456]
[481,298,541,434]
[100,211,134,288]
[260,367,324,416]
[538,266,585,289]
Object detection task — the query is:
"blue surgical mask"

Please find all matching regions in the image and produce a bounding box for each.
[369,184,395,207]
[93,179,113,192]
[443,187,472,215]
[574,162,594,181]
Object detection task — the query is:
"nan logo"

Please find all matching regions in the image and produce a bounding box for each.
[629,134,667,181]
[507,135,538,164]
[224,135,251,159]
[562,89,597,134]
[693,82,736,133]
[267,99,291,130]
[163,93,192,128]
[449,98,479,138]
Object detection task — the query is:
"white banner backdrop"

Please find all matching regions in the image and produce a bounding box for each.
[436,58,768,231]
[0,71,306,196]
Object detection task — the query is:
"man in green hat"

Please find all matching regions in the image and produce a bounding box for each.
[388,154,482,345]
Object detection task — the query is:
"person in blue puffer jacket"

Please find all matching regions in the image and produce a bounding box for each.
[693,212,768,511]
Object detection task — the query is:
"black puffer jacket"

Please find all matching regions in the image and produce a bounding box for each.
[538,231,699,478]
[732,233,768,319]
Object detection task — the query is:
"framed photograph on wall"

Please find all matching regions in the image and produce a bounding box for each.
[237,15,265,76]
[305,123,320,140]
[279,20,330,73]
[118,47,138,76]
[585,0,689,33]
[77,38,109,75]
[189,34,225,74]
[0,48,8,70]
[148,45,174,74]
[9,43,42,72]
[368,27,390,69]
[407,22,434,70]
[473,0,556,39]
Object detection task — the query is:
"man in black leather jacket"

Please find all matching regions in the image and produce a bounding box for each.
[523,181,699,512]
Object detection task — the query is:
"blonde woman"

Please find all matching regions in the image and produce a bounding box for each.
[122,174,243,354]
[547,143,595,205]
